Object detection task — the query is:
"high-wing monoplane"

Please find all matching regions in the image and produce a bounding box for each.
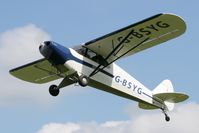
[10,13,189,121]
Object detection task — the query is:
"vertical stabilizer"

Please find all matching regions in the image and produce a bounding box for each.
[153,79,174,94]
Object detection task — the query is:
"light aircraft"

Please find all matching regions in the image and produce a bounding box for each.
[10,13,189,121]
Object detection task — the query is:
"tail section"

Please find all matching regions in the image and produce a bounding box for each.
[139,80,189,111]
[153,80,175,111]
[153,80,189,111]
[139,79,188,121]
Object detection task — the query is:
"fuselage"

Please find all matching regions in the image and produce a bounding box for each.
[40,41,156,107]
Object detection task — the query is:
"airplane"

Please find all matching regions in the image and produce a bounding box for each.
[9,13,189,122]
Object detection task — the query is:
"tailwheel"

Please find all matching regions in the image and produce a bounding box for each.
[165,115,170,122]
[49,85,60,96]
[78,75,89,87]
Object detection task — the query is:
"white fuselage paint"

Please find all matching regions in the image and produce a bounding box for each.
[65,48,154,106]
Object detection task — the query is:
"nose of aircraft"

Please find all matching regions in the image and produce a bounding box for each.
[39,41,70,65]
[39,41,53,59]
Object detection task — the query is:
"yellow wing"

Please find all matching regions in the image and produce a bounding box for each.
[84,13,186,63]
[9,59,68,84]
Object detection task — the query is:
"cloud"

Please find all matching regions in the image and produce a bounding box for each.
[36,102,199,133]
[0,24,85,107]
[0,24,60,106]
[37,123,80,133]
[0,24,49,67]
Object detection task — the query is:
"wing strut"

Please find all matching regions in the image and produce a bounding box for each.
[104,37,149,66]
[89,29,150,77]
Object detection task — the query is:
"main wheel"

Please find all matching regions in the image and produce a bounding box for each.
[165,116,170,122]
[49,85,59,96]
[78,75,89,87]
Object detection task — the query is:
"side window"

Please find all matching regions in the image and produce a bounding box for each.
[91,55,108,66]
[74,46,108,67]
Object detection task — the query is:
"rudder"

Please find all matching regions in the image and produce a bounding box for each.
[153,79,174,111]
[153,79,174,94]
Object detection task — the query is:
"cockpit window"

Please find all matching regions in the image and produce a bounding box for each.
[74,45,95,58]
[74,45,108,66]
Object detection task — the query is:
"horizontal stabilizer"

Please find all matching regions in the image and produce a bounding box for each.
[139,92,188,110]
[153,92,189,103]
[154,92,188,111]
[139,102,159,110]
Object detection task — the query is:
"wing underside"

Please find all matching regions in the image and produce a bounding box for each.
[84,13,186,64]
[9,58,68,84]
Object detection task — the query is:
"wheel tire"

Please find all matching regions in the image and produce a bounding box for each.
[78,75,89,87]
[165,116,170,122]
[49,85,59,96]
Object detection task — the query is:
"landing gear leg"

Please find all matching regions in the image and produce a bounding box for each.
[49,85,60,96]
[161,108,170,122]
[48,73,89,96]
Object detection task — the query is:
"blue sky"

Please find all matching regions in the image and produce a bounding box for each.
[0,0,199,133]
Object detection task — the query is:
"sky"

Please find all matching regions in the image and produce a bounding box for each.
[0,0,199,133]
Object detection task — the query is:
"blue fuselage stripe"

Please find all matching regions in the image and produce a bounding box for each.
[76,59,114,78]
[50,42,114,78]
